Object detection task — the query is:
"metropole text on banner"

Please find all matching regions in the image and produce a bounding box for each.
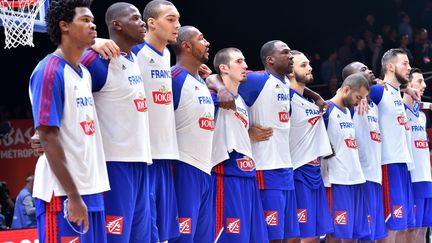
[0,119,38,198]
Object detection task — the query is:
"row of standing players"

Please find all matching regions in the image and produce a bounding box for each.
[28,0,432,242]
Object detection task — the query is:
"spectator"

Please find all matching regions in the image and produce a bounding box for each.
[398,12,413,42]
[11,176,36,229]
[414,28,432,71]
[338,35,354,67]
[0,181,14,227]
[399,34,414,63]
[0,203,8,230]
[321,50,342,86]
[422,0,432,33]
[371,34,385,75]
[362,14,377,35]
[352,39,368,65]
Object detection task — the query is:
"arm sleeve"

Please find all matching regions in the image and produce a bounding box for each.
[171,67,187,111]
[81,50,109,92]
[238,72,267,107]
[369,84,384,105]
[29,58,65,129]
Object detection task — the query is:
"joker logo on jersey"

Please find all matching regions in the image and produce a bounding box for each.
[152,85,172,105]
[370,131,381,142]
[279,106,289,123]
[344,134,358,148]
[199,112,214,131]
[134,92,148,112]
[414,139,428,148]
[79,114,95,135]
[236,156,255,171]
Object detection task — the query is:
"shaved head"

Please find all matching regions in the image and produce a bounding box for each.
[105,2,133,27]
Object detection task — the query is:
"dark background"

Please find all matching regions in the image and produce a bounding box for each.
[0,0,427,118]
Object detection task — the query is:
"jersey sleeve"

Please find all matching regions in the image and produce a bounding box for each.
[211,90,219,118]
[238,72,267,107]
[171,66,187,111]
[81,49,109,92]
[323,102,335,129]
[131,42,145,56]
[370,84,384,105]
[29,57,65,129]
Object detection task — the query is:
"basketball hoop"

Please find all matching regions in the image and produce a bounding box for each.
[0,0,46,48]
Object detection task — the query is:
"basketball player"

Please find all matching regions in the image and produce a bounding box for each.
[29,0,110,242]
[169,26,215,242]
[131,1,181,242]
[322,73,370,242]
[288,50,333,243]
[369,49,415,243]
[80,3,152,242]
[341,61,387,241]
[233,40,299,242]
[211,47,269,242]
[403,68,432,243]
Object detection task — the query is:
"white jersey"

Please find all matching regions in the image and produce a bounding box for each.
[370,83,412,165]
[352,101,382,184]
[405,103,432,182]
[289,89,332,169]
[83,50,152,164]
[171,66,215,174]
[238,71,292,170]
[132,42,179,160]
[322,102,366,186]
[212,94,253,166]
[29,54,110,202]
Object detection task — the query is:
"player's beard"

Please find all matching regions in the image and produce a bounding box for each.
[294,71,313,84]
[342,93,356,109]
[191,46,209,64]
[395,68,409,88]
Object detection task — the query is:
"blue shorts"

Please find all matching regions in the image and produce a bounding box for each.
[104,162,151,242]
[413,181,432,227]
[260,189,300,240]
[214,173,268,243]
[327,184,370,240]
[382,163,415,230]
[35,193,106,243]
[360,181,387,240]
[149,159,179,242]
[171,162,214,243]
[294,177,333,238]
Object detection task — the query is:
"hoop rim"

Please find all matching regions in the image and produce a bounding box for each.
[0,0,40,9]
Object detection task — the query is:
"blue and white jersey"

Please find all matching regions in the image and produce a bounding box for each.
[132,42,179,160]
[171,66,214,174]
[405,102,432,182]
[289,89,332,169]
[212,92,255,177]
[370,83,412,165]
[352,101,382,184]
[238,71,292,170]
[29,54,110,202]
[322,102,365,186]
[81,49,152,164]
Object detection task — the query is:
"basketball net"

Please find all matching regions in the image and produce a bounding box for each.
[0,0,46,48]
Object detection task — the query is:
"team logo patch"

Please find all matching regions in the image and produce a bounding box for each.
[344,138,358,148]
[61,236,80,243]
[234,111,249,128]
[414,140,428,148]
[134,93,148,112]
[226,218,240,234]
[308,116,321,125]
[79,115,95,135]
[392,206,403,219]
[152,85,172,105]
[397,115,407,126]
[179,218,192,234]
[236,156,255,171]
[370,131,381,142]
[264,211,278,226]
[106,216,123,235]
[334,211,348,225]
[297,209,308,223]
[198,112,215,131]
